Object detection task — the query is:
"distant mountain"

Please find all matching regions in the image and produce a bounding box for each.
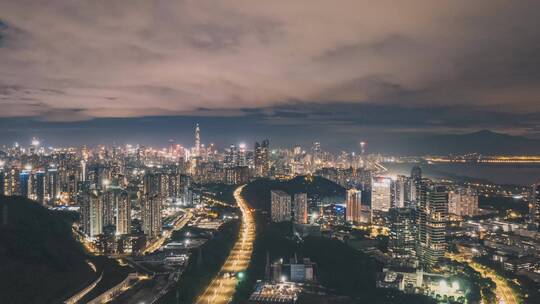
[0,196,94,304]
[423,130,540,155]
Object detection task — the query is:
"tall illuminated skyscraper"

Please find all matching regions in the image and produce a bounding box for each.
[194,123,201,157]
[346,188,362,224]
[45,167,59,205]
[394,175,410,208]
[19,169,31,198]
[531,183,540,229]
[142,173,162,238]
[81,185,103,238]
[417,184,448,270]
[34,170,46,204]
[254,139,270,177]
[116,189,131,235]
[410,165,423,208]
[388,208,416,259]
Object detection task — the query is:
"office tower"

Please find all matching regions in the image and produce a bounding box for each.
[388,208,416,259]
[448,189,479,217]
[346,188,362,224]
[254,139,270,177]
[80,160,87,182]
[102,188,118,228]
[372,176,392,212]
[293,193,308,224]
[194,123,201,157]
[116,190,131,235]
[271,190,292,222]
[238,143,247,167]
[410,165,422,207]
[81,186,103,238]
[45,167,59,204]
[19,169,31,198]
[417,185,448,270]
[142,173,162,237]
[531,184,540,229]
[225,144,238,168]
[394,175,410,208]
[34,170,46,204]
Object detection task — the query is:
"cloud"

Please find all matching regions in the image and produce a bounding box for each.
[0,0,539,122]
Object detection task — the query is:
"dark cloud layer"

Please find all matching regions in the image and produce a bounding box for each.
[1,1,540,143]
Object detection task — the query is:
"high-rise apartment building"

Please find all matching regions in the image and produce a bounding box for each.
[271,190,291,222]
[81,185,103,238]
[116,189,131,235]
[448,189,478,217]
[142,173,162,238]
[346,188,362,224]
[531,184,540,229]
[293,193,308,224]
[254,140,270,177]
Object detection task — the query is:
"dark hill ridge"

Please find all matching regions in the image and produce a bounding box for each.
[242,175,345,212]
[422,130,540,155]
[0,196,94,304]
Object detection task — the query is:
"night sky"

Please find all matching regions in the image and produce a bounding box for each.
[1,1,539,150]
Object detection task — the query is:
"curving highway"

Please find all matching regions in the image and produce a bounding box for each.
[196,185,256,304]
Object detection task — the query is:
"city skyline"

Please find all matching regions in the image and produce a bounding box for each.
[1,2,540,304]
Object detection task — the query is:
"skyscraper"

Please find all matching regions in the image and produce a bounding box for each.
[372,176,392,212]
[194,123,201,157]
[45,167,59,205]
[142,173,163,238]
[417,185,448,270]
[34,170,46,204]
[394,175,410,208]
[293,193,308,224]
[254,140,270,177]
[116,189,131,235]
[388,208,416,259]
[531,183,540,229]
[81,185,103,238]
[19,169,31,198]
[271,190,291,222]
[410,166,423,208]
[346,188,362,224]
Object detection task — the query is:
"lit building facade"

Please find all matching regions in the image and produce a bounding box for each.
[271,190,292,222]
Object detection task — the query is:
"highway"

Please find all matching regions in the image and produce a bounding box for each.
[447,253,519,304]
[143,209,193,254]
[196,185,256,304]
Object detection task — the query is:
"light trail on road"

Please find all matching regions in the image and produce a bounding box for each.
[447,253,519,304]
[196,185,255,304]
